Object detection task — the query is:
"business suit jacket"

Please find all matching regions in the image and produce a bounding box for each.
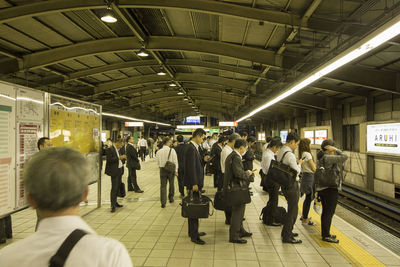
[223,151,252,190]
[242,148,255,171]
[126,143,140,170]
[174,143,187,174]
[105,146,123,177]
[210,143,222,173]
[184,142,205,188]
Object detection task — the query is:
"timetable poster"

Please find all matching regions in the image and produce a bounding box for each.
[16,123,42,208]
[0,83,16,216]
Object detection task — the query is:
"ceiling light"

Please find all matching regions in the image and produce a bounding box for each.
[137,48,149,57]
[183,97,188,101]
[169,82,177,87]
[177,91,184,95]
[102,112,171,126]
[157,68,166,76]
[101,14,117,23]
[192,106,196,109]
[236,14,400,123]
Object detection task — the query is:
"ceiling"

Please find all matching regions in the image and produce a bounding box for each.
[0,0,399,123]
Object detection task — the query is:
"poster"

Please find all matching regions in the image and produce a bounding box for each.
[315,130,328,145]
[367,123,400,155]
[16,89,44,121]
[258,132,265,141]
[304,130,315,144]
[0,83,16,215]
[280,130,288,143]
[16,123,42,207]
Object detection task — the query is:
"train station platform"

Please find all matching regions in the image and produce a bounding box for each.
[1,157,399,267]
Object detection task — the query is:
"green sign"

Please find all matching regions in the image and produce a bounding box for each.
[209,129,220,133]
[0,105,12,112]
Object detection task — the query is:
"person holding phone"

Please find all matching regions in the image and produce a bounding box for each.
[298,138,317,226]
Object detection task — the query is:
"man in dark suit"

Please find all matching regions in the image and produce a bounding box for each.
[105,138,126,213]
[184,128,210,245]
[174,135,186,198]
[242,136,256,171]
[224,139,254,244]
[126,136,143,193]
[210,136,226,191]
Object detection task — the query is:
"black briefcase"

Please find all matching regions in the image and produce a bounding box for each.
[267,152,297,188]
[224,186,251,206]
[213,191,226,211]
[181,191,213,218]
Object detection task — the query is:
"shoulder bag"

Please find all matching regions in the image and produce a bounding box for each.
[163,148,176,174]
[49,229,87,267]
[266,151,297,188]
[315,156,340,188]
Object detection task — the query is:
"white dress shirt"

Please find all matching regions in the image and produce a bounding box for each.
[114,145,122,168]
[156,145,179,172]
[220,145,233,174]
[209,138,217,148]
[0,216,132,267]
[261,148,275,175]
[138,138,148,148]
[263,143,269,153]
[277,145,301,181]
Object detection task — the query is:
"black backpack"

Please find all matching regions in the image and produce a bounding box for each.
[260,205,287,224]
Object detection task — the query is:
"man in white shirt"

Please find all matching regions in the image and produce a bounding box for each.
[276,132,303,244]
[138,136,148,162]
[0,147,132,267]
[208,133,218,148]
[220,133,241,224]
[156,137,179,208]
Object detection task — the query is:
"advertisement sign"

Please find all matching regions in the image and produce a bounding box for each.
[367,123,400,154]
[304,130,315,144]
[315,130,327,145]
[186,116,200,124]
[258,132,265,141]
[125,121,144,127]
[280,130,288,143]
[219,121,238,127]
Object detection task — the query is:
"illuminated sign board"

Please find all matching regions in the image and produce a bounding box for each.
[186,116,200,124]
[258,132,265,141]
[304,130,315,144]
[176,125,204,129]
[219,121,238,127]
[280,130,288,143]
[367,123,400,155]
[315,130,327,145]
[125,121,144,127]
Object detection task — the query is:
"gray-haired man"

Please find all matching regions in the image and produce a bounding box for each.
[0,147,132,267]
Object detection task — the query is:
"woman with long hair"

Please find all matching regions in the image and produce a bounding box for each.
[316,139,348,243]
[298,138,317,226]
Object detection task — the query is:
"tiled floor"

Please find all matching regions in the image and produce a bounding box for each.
[1,157,399,267]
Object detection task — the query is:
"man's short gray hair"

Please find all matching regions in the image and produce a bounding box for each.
[24,147,89,211]
[228,133,241,143]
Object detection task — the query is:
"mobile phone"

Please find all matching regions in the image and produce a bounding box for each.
[252,169,257,172]
[301,157,307,161]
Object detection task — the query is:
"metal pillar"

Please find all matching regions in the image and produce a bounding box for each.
[366,95,375,191]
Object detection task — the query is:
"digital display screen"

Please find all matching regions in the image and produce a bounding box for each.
[304,130,315,144]
[367,123,400,154]
[315,130,327,145]
[186,116,200,124]
[258,133,265,141]
[280,130,288,143]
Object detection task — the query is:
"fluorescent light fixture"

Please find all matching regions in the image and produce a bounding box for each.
[236,14,400,122]
[157,68,166,76]
[176,125,204,129]
[169,82,177,87]
[177,91,184,95]
[101,14,117,23]
[51,102,99,115]
[102,112,171,126]
[137,48,149,57]
[183,97,188,101]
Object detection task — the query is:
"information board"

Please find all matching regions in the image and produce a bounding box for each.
[258,132,265,141]
[315,130,328,145]
[367,123,400,155]
[280,130,288,143]
[0,83,16,216]
[304,130,315,144]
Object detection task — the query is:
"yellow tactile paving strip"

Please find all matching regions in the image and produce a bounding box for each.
[297,197,386,267]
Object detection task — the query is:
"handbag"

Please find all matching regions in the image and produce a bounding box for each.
[213,190,226,210]
[181,191,213,218]
[315,156,340,188]
[224,183,251,206]
[163,148,176,174]
[118,182,126,197]
[267,151,297,188]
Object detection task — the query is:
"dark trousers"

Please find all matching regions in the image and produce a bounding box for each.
[139,147,146,161]
[319,188,339,238]
[215,171,223,191]
[302,193,313,219]
[265,176,280,224]
[188,218,199,239]
[281,182,299,240]
[149,147,154,158]
[127,167,140,191]
[177,170,185,196]
[110,174,122,208]
[230,204,245,240]
[0,215,12,240]
[160,168,175,205]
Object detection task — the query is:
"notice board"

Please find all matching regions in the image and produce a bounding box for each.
[0,83,16,216]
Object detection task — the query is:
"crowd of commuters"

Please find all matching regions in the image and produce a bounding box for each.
[0,128,348,266]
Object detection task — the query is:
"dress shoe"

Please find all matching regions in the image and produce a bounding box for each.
[134,189,144,193]
[292,232,299,237]
[225,220,230,225]
[161,204,166,208]
[191,238,206,245]
[330,235,336,239]
[200,189,206,193]
[115,203,123,208]
[229,239,247,244]
[128,189,134,192]
[198,232,206,237]
[282,237,302,244]
[0,238,6,244]
[169,199,174,203]
[111,207,116,213]
[266,222,282,227]
[239,231,253,238]
[322,236,339,243]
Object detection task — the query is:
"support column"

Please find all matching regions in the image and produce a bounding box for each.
[316,110,323,126]
[366,95,375,191]
[330,105,343,149]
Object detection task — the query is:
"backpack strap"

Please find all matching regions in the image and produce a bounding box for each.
[167,147,172,161]
[280,151,291,163]
[49,229,87,267]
